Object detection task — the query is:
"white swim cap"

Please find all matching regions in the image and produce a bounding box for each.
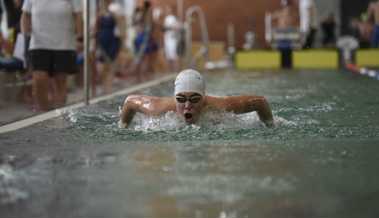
[174,69,205,96]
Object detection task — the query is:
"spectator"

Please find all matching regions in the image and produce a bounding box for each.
[132,0,158,82]
[163,5,180,72]
[271,0,299,69]
[0,2,3,52]
[299,0,318,48]
[321,13,336,47]
[350,15,373,49]
[3,0,23,46]
[21,0,82,111]
[272,0,298,29]
[0,33,25,72]
[95,0,124,94]
[368,0,379,47]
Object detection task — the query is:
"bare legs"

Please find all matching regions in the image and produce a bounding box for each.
[52,73,67,108]
[32,71,50,111]
[32,70,67,111]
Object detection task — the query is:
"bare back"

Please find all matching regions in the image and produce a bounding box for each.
[273,6,297,29]
[369,2,379,24]
[204,95,269,114]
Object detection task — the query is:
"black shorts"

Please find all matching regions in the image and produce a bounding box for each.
[29,49,78,76]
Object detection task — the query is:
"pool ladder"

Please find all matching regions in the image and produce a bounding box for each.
[184,6,209,69]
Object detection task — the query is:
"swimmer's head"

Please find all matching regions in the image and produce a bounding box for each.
[174,69,205,96]
[174,69,206,124]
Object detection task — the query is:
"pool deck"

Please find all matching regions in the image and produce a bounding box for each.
[0,73,176,134]
[0,86,83,125]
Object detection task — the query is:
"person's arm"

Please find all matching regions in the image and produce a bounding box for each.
[367,3,375,22]
[74,12,83,39]
[209,95,274,127]
[21,12,32,36]
[119,95,175,128]
[0,5,2,44]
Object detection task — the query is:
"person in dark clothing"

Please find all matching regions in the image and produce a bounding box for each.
[350,16,373,49]
[95,0,123,94]
[0,3,3,49]
[321,13,336,47]
[3,0,24,44]
[131,0,158,81]
[0,3,3,23]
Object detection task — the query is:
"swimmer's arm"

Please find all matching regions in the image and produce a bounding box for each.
[238,96,274,127]
[119,96,137,128]
[119,95,175,128]
[213,96,274,127]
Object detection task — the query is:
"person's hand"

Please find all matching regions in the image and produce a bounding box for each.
[265,119,275,128]
[118,106,128,128]
[118,120,128,128]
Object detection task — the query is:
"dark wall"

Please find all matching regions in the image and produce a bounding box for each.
[154,0,281,49]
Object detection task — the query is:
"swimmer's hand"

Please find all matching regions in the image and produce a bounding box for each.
[118,106,128,128]
[118,120,128,128]
[265,119,275,128]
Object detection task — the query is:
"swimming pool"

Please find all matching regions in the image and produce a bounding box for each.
[1,70,379,217]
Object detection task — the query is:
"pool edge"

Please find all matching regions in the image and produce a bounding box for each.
[0,73,176,134]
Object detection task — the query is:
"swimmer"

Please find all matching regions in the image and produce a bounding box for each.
[119,69,274,128]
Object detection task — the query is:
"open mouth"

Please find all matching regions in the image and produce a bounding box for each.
[184,113,193,120]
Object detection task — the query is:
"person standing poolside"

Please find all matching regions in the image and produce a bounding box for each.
[299,0,318,49]
[119,69,274,128]
[95,0,123,94]
[21,0,82,111]
[271,0,299,69]
[132,0,158,81]
[368,0,379,47]
[163,5,180,72]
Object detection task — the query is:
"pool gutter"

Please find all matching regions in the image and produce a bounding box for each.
[0,73,176,134]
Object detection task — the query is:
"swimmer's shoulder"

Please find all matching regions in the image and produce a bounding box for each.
[124,95,175,115]
[204,95,229,110]
[140,96,176,113]
[153,96,176,115]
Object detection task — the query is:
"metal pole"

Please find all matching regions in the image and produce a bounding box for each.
[83,0,91,105]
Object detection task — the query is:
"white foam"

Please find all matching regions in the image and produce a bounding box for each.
[0,164,15,182]
[0,164,29,204]
[127,110,298,131]
[132,111,185,131]
[274,116,298,127]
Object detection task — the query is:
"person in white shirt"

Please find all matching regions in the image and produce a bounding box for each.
[21,0,82,111]
[299,0,318,48]
[163,5,180,72]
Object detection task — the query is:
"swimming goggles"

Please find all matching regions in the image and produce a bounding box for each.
[175,94,202,104]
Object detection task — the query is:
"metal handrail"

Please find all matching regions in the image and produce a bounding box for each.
[184,5,209,68]
[83,0,91,105]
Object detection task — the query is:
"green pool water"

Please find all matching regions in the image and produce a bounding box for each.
[1,70,379,218]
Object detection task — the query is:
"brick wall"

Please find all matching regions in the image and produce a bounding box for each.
[153,0,282,49]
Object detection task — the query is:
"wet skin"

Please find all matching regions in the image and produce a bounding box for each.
[175,92,204,124]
